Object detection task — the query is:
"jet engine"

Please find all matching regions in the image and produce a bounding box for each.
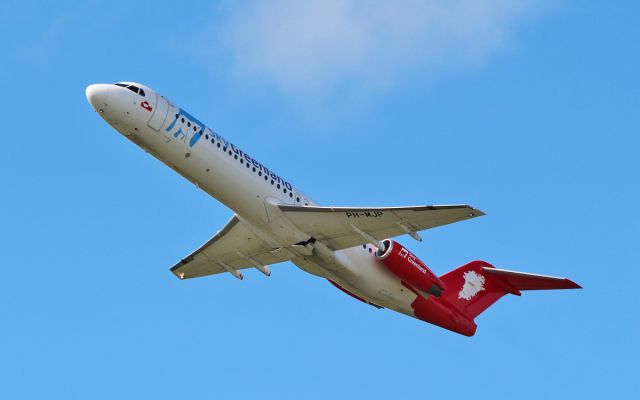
[376,239,446,296]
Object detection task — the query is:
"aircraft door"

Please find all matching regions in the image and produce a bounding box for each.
[147,93,169,131]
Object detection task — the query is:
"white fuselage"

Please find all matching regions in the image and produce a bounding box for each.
[86,82,418,317]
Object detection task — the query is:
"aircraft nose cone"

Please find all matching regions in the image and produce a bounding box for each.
[85,84,111,111]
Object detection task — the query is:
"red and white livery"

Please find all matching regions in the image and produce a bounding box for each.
[86,82,580,336]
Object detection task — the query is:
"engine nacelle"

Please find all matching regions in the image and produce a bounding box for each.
[376,239,446,296]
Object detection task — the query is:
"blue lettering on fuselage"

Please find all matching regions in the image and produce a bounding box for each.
[166,107,293,191]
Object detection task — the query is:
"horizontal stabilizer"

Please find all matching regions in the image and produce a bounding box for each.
[483,267,582,292]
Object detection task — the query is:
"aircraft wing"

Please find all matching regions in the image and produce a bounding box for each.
[170,215,294,280]
[278,204,484,251]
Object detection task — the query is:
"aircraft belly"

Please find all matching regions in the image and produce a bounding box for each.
[319,247,417,314]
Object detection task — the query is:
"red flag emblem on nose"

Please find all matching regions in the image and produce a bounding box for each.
[140,101,152,112]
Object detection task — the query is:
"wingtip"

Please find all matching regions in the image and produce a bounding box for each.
[565,279,582,289]
[170,269,187,280]
[468,206,486,217]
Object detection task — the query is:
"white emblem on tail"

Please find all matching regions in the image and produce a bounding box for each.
[459,271,485,300]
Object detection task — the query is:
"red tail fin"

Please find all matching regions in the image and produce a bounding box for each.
[439,260,581,320]
[410,261,581,336]
[439,261,509,320]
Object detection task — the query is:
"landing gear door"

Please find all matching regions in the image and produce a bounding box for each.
[147,93,169,131]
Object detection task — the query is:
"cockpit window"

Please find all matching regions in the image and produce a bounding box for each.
[113,83,145,96]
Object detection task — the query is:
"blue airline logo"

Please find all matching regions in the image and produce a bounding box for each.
[165,109,204,147]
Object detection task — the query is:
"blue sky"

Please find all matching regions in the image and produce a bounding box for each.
[1,1,638,398]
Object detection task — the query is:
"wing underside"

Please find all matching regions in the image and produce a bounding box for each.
[170,215,295,279]
[277,204,484,251]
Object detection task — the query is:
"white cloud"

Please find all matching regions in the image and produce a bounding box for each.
[216,0,546,97]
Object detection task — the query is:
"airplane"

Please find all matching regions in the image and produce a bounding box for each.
[85,81,581,336]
